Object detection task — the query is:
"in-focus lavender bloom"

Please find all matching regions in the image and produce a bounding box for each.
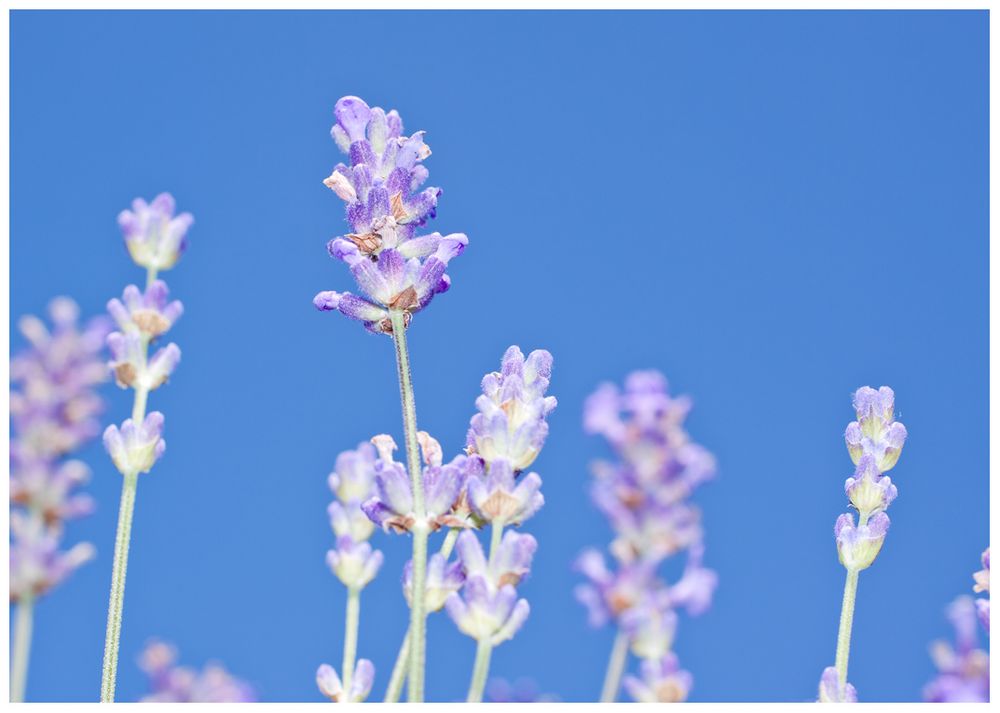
[485,677,558,703]
[362,433,470,533]
[623,653,694,703]
[107,280,184,338]
[314,96,467,334]
[9,511,95,601]
[466,346,557,473]
[403,553,465,612]
[316,660,375,703]
[138,640,256,702]
[327,536,383,590]
[107,331,181,391]
[465,456,543,527]
[923,596,989,702]
[974,548,990,633]
[10,298,108,603]
[818,666,858,703]
[834,511,890,571]
[103,412,167,476]
[118,194,194,272]
[576,371,716,701]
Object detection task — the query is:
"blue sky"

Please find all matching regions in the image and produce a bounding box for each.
[10,10,988,702]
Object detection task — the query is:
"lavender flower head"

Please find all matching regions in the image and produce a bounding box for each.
[923,596,989,702]
[139,640,255,702]
[362,432,470,533]
[316,660,375,703]
[118,193,194,272]
[835,387,907,573]
[577,371,717,701]
[314,96,467,334]
[10,298,109,602]
[326,442,383,590]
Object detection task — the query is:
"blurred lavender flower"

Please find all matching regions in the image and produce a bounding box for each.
[316,660,375,703]
[118,193,194,273]
[623,653,694,703]
[974,548,990,633]
[326,442,383,590]
[485,677,558,703]
[362,433,470,533]
[576,371,716,701]
[103,413,167,476]
[10,298,108,605]
[445,575,531,646]
[314,96,467,334]
[403,553,465,612]
[923,596,989,702]
[107,280,184,338]
[138,640,256,702]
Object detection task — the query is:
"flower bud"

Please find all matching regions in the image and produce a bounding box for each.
[835,512,889,571]
[103,413,166,476]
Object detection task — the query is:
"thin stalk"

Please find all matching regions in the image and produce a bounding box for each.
[100,469,139,702]
[341,586,361,697]
[383,527,461,702]
[10,593,34,702]
[834,568,860,688]
[466,637,494,702]
[600,628,630,702]
[389,309,429,702]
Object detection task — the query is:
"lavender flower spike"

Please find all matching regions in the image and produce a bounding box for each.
[466,346,557,472]
[9,511,96,602]
[361,433,470,533]
[316,660,375,703]
[103,413,167,476]
[118,193,194,272]
[315,96,467,333]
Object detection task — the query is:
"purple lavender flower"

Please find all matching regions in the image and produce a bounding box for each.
[9,511,95,602]
[138,640,256,702]
[974,548,990,634]
[107,331,181,391]
[623,653,693,703]
[361,433,470,533]
[845,386,907,472]
[403,553,465,612]
[10,459,94,525]
[314,96,467,334]
[454,529,537,589]
[327,535,384,590]
[923,596,989,702]
[834,511,889,572]
[316,660,375,703]
[107,280,184,338]
[577,371,716,701]
[118,193,194,272]
[103,412,167,476]
[466,346,557,472]
[817,666,857,703]
[465,456,543,526]
[445,575,531,646]
[328,441,378,504]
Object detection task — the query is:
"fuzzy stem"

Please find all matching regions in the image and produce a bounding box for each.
[389,309,429,702]
[340,586,361,698]
[600,628,630,702]
[834,568,860,689]
[466,637,494,703]
[10,593,34,702]
[383,528,461,702]
[100,469,139,702]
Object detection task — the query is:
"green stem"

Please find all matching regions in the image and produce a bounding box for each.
[466,637,493,703]
[10,593,34,702]
[389,310,429,702]
[600,628,630,702]
[341,586,361,696]
[383,528,461,702]
[100,469,139,702]
[834,568,860,689]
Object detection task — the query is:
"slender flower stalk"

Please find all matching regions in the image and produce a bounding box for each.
[10,298,109,701]
[100,194,191,701]
[576,371,717,702]
[818,386,907,702]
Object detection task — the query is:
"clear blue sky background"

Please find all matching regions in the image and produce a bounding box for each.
[10,10,988,703]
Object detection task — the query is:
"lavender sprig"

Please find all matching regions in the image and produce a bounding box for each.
[820,386,907,702]
[314,95,468,702]
[100,193,192,702]
[576,371,717,702]
[316,442,383,702]
[9,298,109,701]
